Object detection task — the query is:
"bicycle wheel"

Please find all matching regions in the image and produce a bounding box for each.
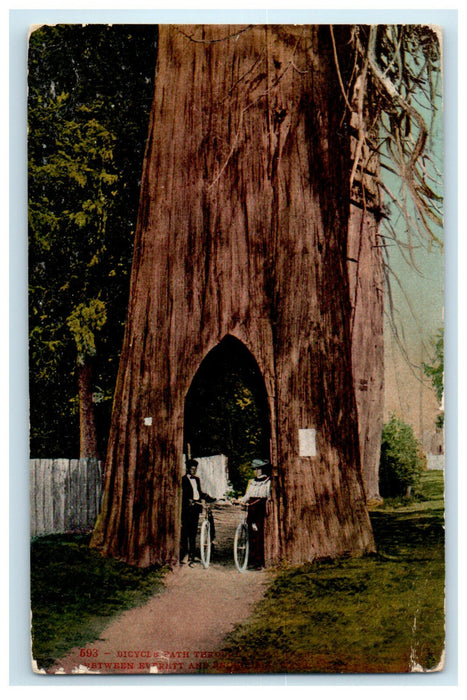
[234,522,249,572]
[200,519,211,569]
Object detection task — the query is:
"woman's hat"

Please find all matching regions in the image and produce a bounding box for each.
[252,459,268,468]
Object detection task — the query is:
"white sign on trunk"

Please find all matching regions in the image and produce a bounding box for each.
[299,428,317,457]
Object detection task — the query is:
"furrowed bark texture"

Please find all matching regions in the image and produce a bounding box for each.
[91,25,376,567]
[348,93,385,503]
[348,205,385,502]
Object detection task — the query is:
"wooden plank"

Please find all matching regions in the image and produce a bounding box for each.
[63,458,71,531]
[78,459,89,529]
[29,459,37,537]
[30,457,104,535]
[68,459,80,531]
[86,459,103,529]
[95,460,103,523]
[86,458,98,527]
[52,459,68,532]
[35,459,46,536]
[42,459,54,534]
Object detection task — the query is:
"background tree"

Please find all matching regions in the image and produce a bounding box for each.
[345,25,442,500]
[28,25,158,458]
[29,98,118,458]
[67,299,107,457]
[423,327,444,429]
[379,414,425,498]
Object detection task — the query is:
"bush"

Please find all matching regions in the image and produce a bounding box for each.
[379,414,424,498]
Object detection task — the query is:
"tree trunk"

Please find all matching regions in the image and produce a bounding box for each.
[91,25,376,567]
[347,92,385,503]
[78,357,99,459]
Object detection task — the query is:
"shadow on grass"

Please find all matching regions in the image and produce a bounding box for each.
[371,508,445,560]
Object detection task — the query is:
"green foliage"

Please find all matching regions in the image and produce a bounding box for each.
[379,414,425,498]
[28,25,157,457]
[422,328,444,403]
[30,534,166,670]
[423,327,444,429]
[214,471,444,673]
[67,299,107,361]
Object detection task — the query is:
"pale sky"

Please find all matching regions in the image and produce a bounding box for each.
[382,184,444,446]
[381,63,444,446]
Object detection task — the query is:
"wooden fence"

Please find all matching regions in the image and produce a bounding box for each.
[30,458,103,537]
[30,454,229,538]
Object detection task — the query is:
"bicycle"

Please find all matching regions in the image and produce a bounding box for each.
[199,502,213,569]
[233,503,249,572]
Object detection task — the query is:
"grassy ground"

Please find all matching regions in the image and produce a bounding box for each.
[30,534,167,670]
[211,470,445,674]
[30,471,445,674]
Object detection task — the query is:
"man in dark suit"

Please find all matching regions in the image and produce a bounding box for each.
[180,459,214,564]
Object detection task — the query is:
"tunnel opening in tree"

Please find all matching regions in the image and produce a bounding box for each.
[183,335,271,495]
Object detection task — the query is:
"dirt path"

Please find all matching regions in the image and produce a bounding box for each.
[50,504,271,675]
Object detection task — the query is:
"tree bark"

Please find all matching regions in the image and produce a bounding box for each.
[91,25,376,567]
[348,204,385,502]
[78,357,99,459]
[348,98,385,503]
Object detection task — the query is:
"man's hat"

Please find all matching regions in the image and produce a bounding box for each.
[186,459,199,468]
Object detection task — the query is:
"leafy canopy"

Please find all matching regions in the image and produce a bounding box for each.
[422,327,444,429]
[28,24,157,457]
[422,328,444,404]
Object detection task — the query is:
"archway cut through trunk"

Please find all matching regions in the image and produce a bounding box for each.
[183,335,271,496]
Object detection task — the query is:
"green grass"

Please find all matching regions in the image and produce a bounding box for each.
[378,469,445,513]
[30,534,167,670]
[212,470,445,674]
[30,471,445,674]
